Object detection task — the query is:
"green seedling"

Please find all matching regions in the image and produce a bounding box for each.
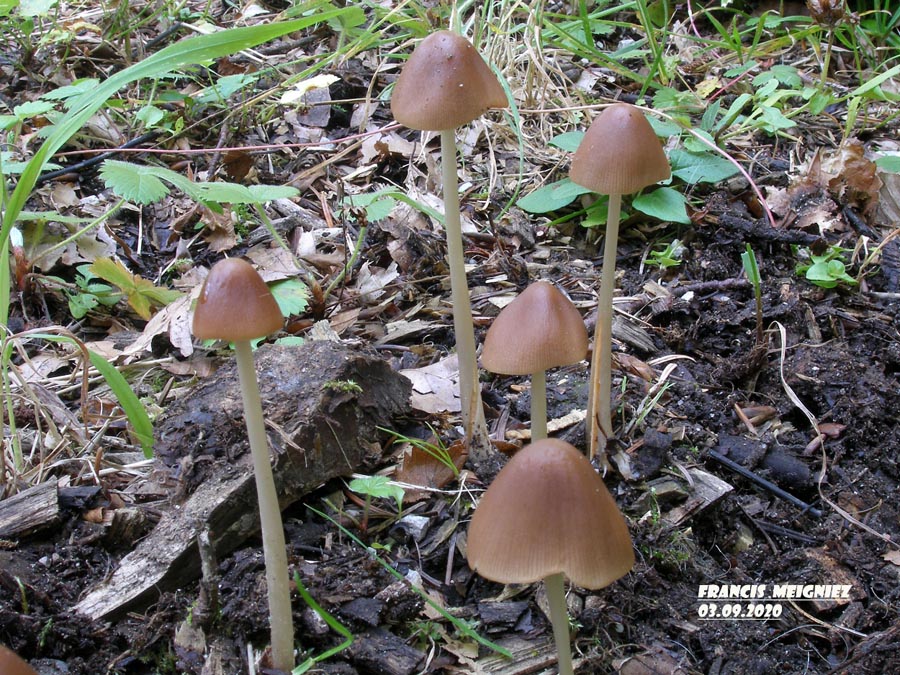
[348,475,404,532]
[646,239,686,269]
[741,244,764,346]
[66,264,124,319]
[323,379,363,394]
[795,245,858,289]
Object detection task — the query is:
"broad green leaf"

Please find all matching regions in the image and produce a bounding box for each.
[646,115,682,138]
[41,79,100,103]
[669,148,740,184]
[517,178,592,213]
[348,475,404,510]
[18,0,55,16]
[548,131,584,152]
[876,155,900,173]
[135,105,166,128]
[195,73,257,104]
[270,278,309,317]
[758,105,797,132]
[14,100,55,118]
[89,257,182,319]
[247,184,301,203]
[100,161,169,204]
[632,187,691,224]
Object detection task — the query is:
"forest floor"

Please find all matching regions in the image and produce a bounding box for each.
[1,2,899,674]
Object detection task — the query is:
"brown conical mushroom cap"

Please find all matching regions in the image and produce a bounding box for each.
[481,281,588,375]
[0,646,38,675]
[570,103,670,195]
[391,30,507,131]
[192,258,283,341]
[467,438,634,589]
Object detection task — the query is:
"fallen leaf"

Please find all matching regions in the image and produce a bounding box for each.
[883,550,900,566]
[396,438,467,501]
[400,354,461,413]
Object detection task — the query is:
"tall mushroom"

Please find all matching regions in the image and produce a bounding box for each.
[467,438,634,675]
[569,103,670,461]
[391,30,507,459]
[481,280,588,441]
[192,258,293,672]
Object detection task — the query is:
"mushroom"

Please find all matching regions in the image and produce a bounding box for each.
[481,280,588,441]
[0,646,38,675]
[192,257,293,671]
[467,438,634,675]
[391,30,507,458]
[569,103,670,461]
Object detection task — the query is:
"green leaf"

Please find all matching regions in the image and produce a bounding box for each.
[548,131,584,152]
[89,257,182,319]
[270,278,309,317]
[41,79,100,103]
[247,184,300,203]
[195,73,258,104]
[135,105,166,128]
[632,187,691,224]
[348,475,404,510]
[14,101,55,119]
[669,148,740,184]
[18,0,55,17]
[101,159,300,205]
[100,160,170,204]
[516,178,592,213]
[876,155,900,173]
[69,293,99,319]
[87,349,154,457]
[758,105,797,132]
[646,116,681,138]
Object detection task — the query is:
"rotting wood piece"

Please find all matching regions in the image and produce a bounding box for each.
[74,340,411,621]
[0,480,59,539]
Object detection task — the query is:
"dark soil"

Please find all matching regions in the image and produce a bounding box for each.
[2,5,900,675]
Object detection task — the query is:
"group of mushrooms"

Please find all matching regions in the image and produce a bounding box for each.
[185,26,671,675]
[390,29,670,674]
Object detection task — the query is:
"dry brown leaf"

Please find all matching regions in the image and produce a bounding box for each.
[400,354,461,413]
[396,438,467,502]
[883,550,900,566]
[199,204,236,253]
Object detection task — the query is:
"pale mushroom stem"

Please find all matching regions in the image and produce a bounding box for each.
[544,572,575,675]
[440,128,490,458]
[587,192,621,463]
[233,339,294,672]
[530,369,548,442]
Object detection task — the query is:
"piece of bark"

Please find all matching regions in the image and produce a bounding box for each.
[0,480,59,538]
[346,628,424,675]
[74,340,410,620]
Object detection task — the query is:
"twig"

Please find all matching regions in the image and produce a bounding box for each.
[708,449,823,518]
[34,132,160,185]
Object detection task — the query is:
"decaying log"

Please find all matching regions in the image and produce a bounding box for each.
[0,480,59,538]
[74,340,410,620]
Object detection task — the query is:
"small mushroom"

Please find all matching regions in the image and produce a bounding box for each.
[569,103,670,462]
[391,30,507,458]
[0,646,38,675]
[481,281,588,441]
[192,258,294,671]
[467,438,634,675]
